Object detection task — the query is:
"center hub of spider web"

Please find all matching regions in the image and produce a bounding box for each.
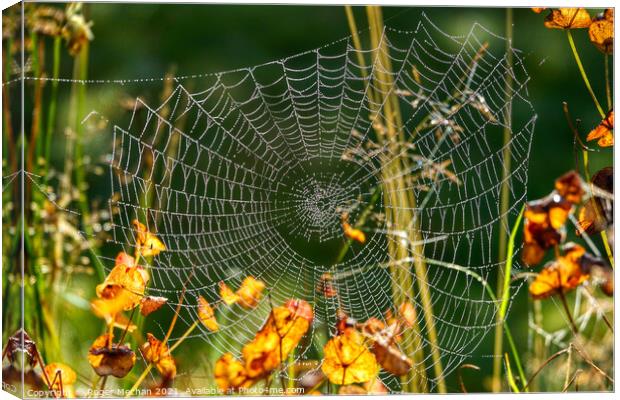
[274,157,379,260]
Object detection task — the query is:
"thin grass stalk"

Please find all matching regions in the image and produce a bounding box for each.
[531,299,544,391]
[366,6,449,392]
[566,30,605,118]
[604,54,611,110]
[27,32,44,174]
[371,6,446,392]
[71,41,104,281]
[346,8,425,392]
[492,7,514,392]
[43,36,62,182]
[364,7,424,393]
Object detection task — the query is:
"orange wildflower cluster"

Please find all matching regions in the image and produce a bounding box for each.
[322,303,416,386]
[141,333,177,379]
[215,299,313,392]
[533,7,614,61]
[88,220,170,380]
[219,276,265,309]
[522,170,613,300]
[587,110,614,148]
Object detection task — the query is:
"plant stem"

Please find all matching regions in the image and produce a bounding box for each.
[566,30,605,118]
[604,54,611,110]
[168,320,199,353]
[504,353,520,392]
[127,319,198,397]
[498,205,524,320]
[44,36,62,181]
[558,291,579,336]
[492,8,514,392]
[126,364,153,397]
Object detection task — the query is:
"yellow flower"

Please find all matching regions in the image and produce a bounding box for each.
[198,296,219,332]
[133,219,166,257]
[322,328,379,385]
[44,362,77,398]
[219,276,265,309]
[141,333,177,379]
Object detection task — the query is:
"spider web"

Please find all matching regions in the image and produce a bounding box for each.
[106,16,536,391]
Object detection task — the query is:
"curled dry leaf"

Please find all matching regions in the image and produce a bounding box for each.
[529,243,590,299]
[367,324,412,376]
[522,194,572,266]
[44,362,77,398]
[589,9,613,54]
[88,334,136,378]
[132,219,167,257]
[544,8,592,29]
[322,328,379,385]
[139,296,168,317]
[587,110,614,147]
[141,333,177,379]
[198,296,219,332]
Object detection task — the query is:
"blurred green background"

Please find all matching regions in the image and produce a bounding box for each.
[3,3,613,394]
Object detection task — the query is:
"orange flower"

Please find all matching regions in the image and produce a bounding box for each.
[219,282,241,305]
[522,194,572,266]
[529,244,590,299]
[577,167,613,236]
[242,329,282,379]
[554,170,584,205]
[88,334,136,378]
[242,299,313,379]
[141,333,176,379]
[398,301,418,328]
[219,276,265,309]
[198,296,219,332]
[322,328,378,385]
[341,213,366,244]
[587,111,614,147]
[236,276,266,308]
[214,353,253,392]
[92,254,149,322]
[544,8,592,29]
[589,9,613,53]
[133,219,166,257]
[44,363,76,398]
[531,8,547,14]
